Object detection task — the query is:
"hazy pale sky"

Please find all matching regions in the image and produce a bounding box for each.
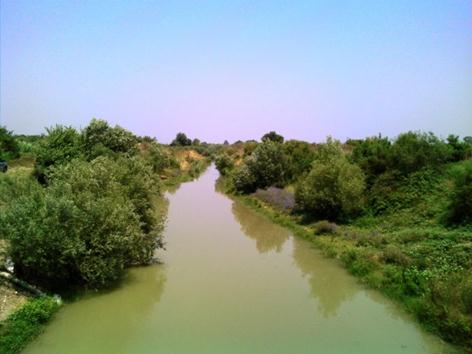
[1,0,471,143]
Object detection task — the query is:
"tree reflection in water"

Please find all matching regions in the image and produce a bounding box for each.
[231,201,290,254]
[231,200,357,318]
[292,237,358,318]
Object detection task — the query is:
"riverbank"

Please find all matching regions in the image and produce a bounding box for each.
[0,151,210,354]
[217,175,471,353]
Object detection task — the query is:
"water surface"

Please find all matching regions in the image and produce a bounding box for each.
[25,166,458,354]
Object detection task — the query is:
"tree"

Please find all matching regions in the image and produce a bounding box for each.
[215,154,234,175]
[447,134,468,162]
[142,141,178,174]
[283,140,316,182]
[0,126,20,160]
[34,125,82,184]
[233,141,287,193]
[0,156,164,290]
[350,135,391,185]
[295,138,365,221]
[444,162,472,225]
[81,119,138,159]
[389,132,450,174]
[262,131,284,144]
[170,132,192,146]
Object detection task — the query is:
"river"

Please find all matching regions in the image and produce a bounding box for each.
[24,165,458,354]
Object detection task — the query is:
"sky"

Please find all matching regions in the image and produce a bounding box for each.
[1,0,471,143]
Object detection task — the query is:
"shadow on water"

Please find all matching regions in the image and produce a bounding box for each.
[231,199,356,318]
[231,201,290,253]
[291,237,358,318]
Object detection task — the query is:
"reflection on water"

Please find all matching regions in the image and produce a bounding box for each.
[232,201,290,253]
[231,200,356,318]
[291,237,357,318]
[25,166,461,354]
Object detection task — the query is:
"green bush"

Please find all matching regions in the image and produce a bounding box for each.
[232,141,288,193]
[0,156,164,289]
[81,119,138,160]
[215,154,234,175]
[33,125,82,184]
[295,139,365,221]
[283,140,316,182]
[350,135,391,184]
[0,296,60,354]
[141,142,178,174]
[0,126,20,160]
[446,135,470,162]
[389,132,450,174]
[444,161,472,225]
[368,168,440,215]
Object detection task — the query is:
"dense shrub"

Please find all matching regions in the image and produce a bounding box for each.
[283,140,316,182]
[0,157,163,289]
[446,135,472,162]
[243,141,258,156]
[215,154,234,175]
[232,141,288,193]
[33,125,82,183]
[295,139,365,221]
[81,119,138,159]
[350,135,391,184]
[368,168,440,215]
[389,132,450,174]
[444,162,472,225]
[232,164,258,194]
[0,126,20,160]
[142,142,178,174]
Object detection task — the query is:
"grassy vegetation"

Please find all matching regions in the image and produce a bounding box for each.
[0,296,60,354]
[217,132,472,351]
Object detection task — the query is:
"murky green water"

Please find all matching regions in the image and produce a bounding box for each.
[24,166,458,354]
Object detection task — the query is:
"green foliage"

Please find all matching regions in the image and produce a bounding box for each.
[0,296,60,354]
[444,161,472,225]
[350,135,391,184]
[0,156,163,289]
[81,119,138,160]
[233,141,287,193]
[368,168,441,215]
[447,134,471,162]
[389,132,451,174]
[283,140,316,182]
[261,131,284,144]
[170,132,192,146]
[295,139,365,221]
[33,125,82,183]
[243,141,258,156]
[0,127,21,160]
[142,142,178,174]
[215,154,234,175]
